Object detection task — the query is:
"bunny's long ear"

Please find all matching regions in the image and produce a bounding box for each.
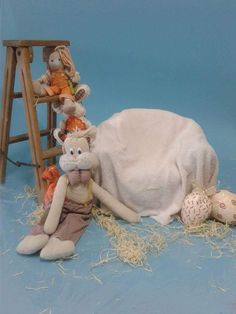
[82,126,97,141]
[53,128,64,146]
[55,45,76,78]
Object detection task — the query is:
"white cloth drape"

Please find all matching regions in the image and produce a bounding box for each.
[92,109,218,224]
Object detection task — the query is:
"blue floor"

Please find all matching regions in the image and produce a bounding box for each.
[0,152,236,314]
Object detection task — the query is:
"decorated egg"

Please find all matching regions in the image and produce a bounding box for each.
[181,189,212,226]
[211,190,236,225]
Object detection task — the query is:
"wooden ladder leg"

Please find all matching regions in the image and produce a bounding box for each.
[16,47,46,202]
[0,47,17,183]
[47,101,57,166]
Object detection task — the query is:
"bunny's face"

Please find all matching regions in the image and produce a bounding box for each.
[59,137,92,173]
[48,51,64,71]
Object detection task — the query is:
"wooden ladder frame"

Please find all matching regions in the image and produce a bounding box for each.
[0,40,68,202]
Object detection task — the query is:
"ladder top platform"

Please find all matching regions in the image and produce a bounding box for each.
[3,40,70,47]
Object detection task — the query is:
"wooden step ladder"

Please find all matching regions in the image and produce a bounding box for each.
[0,40,68,202]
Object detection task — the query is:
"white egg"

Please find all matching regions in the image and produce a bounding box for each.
[211,190,236,225]
[181,189,212,226]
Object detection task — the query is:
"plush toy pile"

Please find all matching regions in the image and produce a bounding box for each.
[33,45,91,144]
[16,46,139,260]
[16,45,235,261]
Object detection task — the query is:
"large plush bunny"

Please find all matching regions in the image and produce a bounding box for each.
[16,128,139,260]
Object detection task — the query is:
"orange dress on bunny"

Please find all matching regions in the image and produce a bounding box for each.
[44,70,72,97]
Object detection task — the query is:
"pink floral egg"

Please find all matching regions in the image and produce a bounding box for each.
[211,190,236,225]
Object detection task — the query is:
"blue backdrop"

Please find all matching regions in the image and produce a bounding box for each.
[1,2,236,314]
[1,0,236,163]
[0,0,235,185]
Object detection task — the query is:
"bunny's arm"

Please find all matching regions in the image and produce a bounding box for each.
[43,175,68,235]
[91,179,140,223]
[39,70,51,84]
[70,71,80,84]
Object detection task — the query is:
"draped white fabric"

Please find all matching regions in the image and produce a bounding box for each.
[92,109,218,225]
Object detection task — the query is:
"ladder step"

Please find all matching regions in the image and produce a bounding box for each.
[35,95,60,104]
[9,129,50,144]
[3,40,70,47]
[14,92,60,104]
[13,92,23,99]
[43,146,62,160]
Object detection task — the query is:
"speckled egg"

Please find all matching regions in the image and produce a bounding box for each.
[211,190,236,225]
[181,189,212,226]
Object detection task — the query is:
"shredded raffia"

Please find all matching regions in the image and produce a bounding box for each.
[23,186,38,200]
[92,207,166,267]
[18,187,236,271]
[26,204,45,225]
[92,207,236,268]
[38,309,51,314]
[184,221,231,239]
[15,185,38,203]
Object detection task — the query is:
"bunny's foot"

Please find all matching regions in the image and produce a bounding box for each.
[74,84,90,102]
[16,234,49,255]
[40,237,75,260]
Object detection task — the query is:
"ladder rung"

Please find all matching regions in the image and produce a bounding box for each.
[13,92,60,104]
[13,92,22,98]
[43,146,62,160]
[35,95,60,104]
[3,40,70,47]
[9,129,51,144]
